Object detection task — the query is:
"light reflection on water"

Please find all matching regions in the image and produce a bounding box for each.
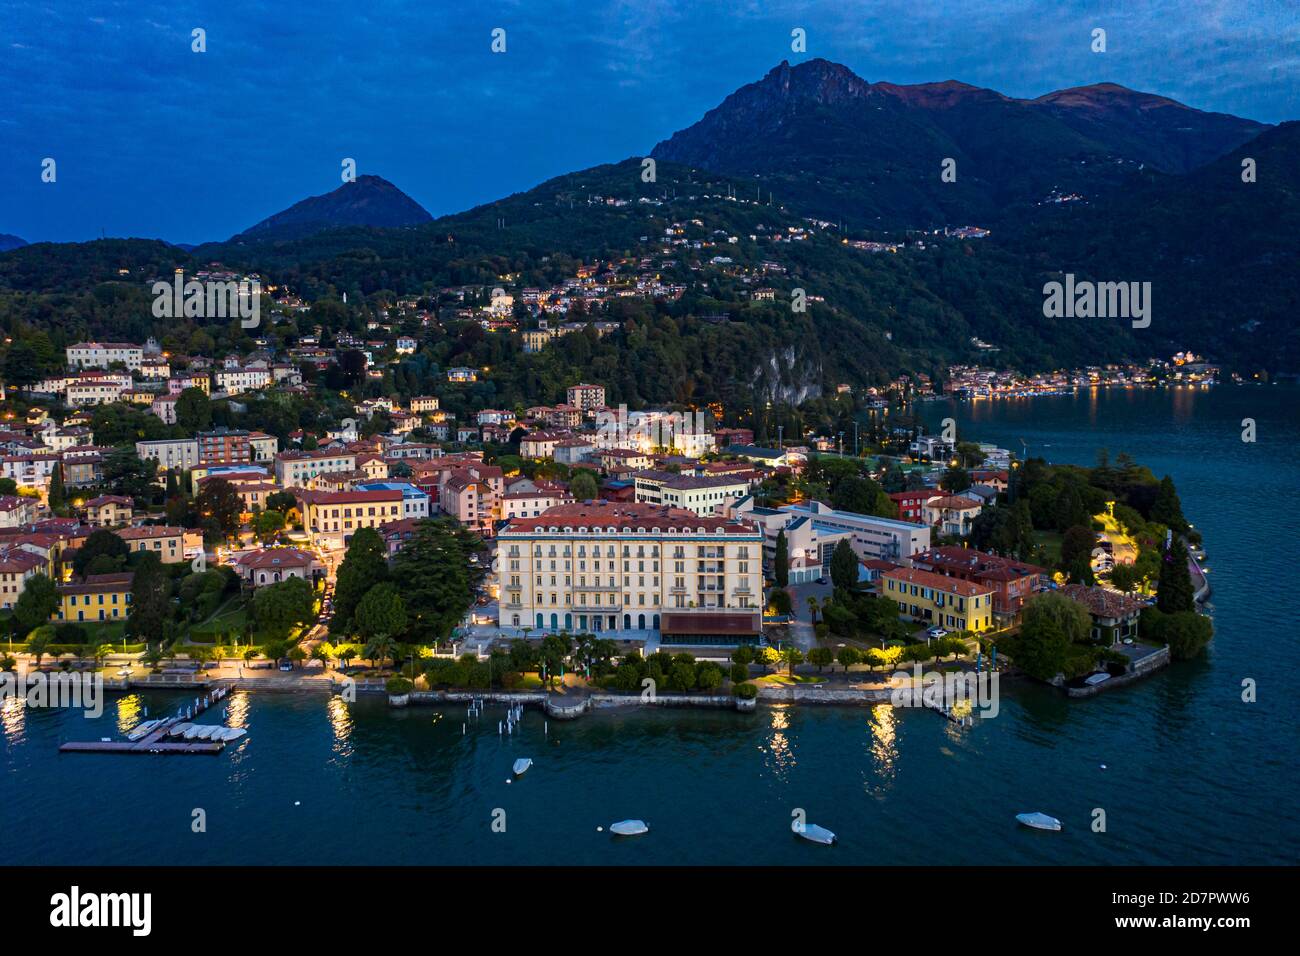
[762,704,795,780]
[1,695,24,743]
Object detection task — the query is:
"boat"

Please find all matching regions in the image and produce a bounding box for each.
[125,719,162,741]
[792,821,836,845]
[512,758,533,776]
[168,723,194,738]
[183,725,206,740]
[1016,812,1062,831]
[609,820,649,837]
[220,727,247,741]
[1084,672,1111,686]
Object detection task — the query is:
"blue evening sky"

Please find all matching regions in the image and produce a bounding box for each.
[3,0,1297,244]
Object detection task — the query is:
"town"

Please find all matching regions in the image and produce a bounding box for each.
[0,317,1213,703]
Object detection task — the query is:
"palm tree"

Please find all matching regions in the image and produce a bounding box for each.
[363,634,397,670]
[94,643,114,669]
[806,596,820,625]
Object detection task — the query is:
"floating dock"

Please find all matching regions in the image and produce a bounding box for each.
[59,685,233,756]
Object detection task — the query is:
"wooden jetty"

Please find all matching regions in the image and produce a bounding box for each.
[59,685,233,756]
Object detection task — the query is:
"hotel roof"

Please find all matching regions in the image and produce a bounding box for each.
[502,500,756,535]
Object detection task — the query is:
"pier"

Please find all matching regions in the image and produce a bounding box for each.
[59,686,233,756]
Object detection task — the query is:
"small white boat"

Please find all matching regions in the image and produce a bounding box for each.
[1016,812,1062,831]
[792,821,836,845]
[221,727,247,741]
[126,719,162,741]
[512,758,533,776]
[183,725,206,740]
[609,820,649,837]
[1084,672,1111,686]
[168,723,194,737]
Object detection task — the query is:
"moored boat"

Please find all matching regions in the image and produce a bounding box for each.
[1016,812,1062,831]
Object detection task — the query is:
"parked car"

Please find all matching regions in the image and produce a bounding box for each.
[278,661,293,672]
[926,625,948,639]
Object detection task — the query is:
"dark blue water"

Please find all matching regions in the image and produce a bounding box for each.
[3,385,1297,865]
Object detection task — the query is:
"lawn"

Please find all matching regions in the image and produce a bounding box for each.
[755,673,825,686]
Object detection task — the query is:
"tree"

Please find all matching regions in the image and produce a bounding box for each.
[1015,613,1070,681]
[780,646,804,675]
[1016,592,1092,680]
[194,477,243,538]
[72,529,130,578]
[14,573,58,635]
[1061,524,1098,584]
[836,646,861,671]
[569,469,599,502]
[126,553,170,642]
[1150,475,1188,534]
[252,509,286,543]
[355,583,408,641]
[332,527,390,635]
[538,633,572,688]
[26,626,55,665]
[1156,537,1195,614]
[803,595,818,624]
[830,538,858,592]
[389,520,479,643]
[773,529,789,588]
[831,475,894,517]
[175,387,212,432]
[102,447,157,501]
[1023,592,1092,646]
[252,576,315,639]
[1109,562,1142,594]
[807,647,833,671]
[940,466,971,493]
[47,464,66,511]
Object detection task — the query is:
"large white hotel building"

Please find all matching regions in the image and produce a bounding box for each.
[494,501,764,645]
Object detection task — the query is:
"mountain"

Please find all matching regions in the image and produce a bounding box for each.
[651,59,1267,228]
[1,62,1294,382]
[0,235,27,252]
[230,174,433,241]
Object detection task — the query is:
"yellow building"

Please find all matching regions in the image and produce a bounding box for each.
[116,526,196,564]
[881,566,994,633]
[56,572,133,623]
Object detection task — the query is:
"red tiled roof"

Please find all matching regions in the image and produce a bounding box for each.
[881,566,993,597]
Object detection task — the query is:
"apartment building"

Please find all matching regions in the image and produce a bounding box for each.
[56,572,134,623]
[0,495,40,529]
[213,367,272,394]
[779,500,931,564]
[410,396,440,414]
[495,501,763,644]
[136,438,201,471]
[248,431,279,462]
[633,471,751,516]
[0,548,45,610]
[293,488,404,549]
[880,566,995,633]
[910,546,1047,622]
[84,495,134,527]
[198,428,252,465]
[566,383,606,412]
[274,449,359,488]
[354,481,430,520]
[116,526,195,563]
[66,342,143,370]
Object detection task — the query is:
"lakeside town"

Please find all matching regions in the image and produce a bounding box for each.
[0,318,1215,716]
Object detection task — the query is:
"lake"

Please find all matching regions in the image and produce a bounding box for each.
[3,385,1297,865]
